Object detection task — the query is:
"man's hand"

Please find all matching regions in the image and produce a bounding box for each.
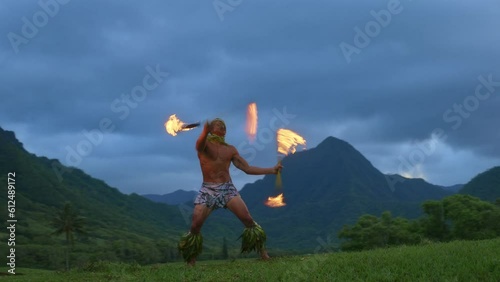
[273,163,283,174]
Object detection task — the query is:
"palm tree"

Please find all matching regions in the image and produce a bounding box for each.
[51,202,86,271]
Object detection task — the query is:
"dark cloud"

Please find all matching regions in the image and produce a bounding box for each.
[1,0,499,193]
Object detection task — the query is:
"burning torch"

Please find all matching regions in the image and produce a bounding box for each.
[164,114,201,136]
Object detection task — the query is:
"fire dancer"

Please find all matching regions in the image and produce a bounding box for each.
[178,118,282,266]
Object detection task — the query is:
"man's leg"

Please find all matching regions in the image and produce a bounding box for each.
[226,196,270,260]
[185,204,212,265]
[226,196,254,227]
[191,204,212,234]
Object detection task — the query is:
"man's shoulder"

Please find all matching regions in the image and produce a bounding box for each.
[226,144,239,156]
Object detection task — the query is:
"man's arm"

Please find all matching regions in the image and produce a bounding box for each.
[232,152,282,175]
[195,121,210,152]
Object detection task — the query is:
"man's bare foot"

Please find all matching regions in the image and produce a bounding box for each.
[259,250,270,261]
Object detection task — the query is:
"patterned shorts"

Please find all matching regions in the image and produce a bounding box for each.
[194,182,240,210]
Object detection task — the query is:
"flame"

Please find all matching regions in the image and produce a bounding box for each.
[277,129,306,155]
[165,114,196,136]
[265,193,286,208]
[246,102,258,142]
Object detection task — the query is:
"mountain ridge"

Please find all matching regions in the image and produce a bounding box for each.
[142,189,197,205]
[459,166,500,202]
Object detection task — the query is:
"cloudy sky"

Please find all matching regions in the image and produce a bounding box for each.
[1,0,499,195]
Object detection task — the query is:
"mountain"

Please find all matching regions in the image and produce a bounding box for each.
[441,184,464,193]
[237,136,453,250]
[387,174,455,203]
[0,127,229,269]
[459,166,500,202]
[142,189,197,205]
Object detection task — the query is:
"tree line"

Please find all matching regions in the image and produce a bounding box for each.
[339,194,500,251]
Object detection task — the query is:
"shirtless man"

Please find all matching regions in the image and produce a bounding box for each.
[178,118,282,266]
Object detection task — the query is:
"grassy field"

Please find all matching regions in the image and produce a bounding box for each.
[2,238,499,281]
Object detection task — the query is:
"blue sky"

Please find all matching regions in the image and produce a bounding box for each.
[1,0,499,195]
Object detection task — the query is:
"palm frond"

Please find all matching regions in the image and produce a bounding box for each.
[239,223,266,254]
[178,232,203,262]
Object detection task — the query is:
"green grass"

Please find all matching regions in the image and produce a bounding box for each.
[2,238,499,281]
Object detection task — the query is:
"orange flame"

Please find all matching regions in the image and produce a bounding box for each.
[277,129,306,156]
[165,114,196,136]
[265,193,286,208]
[246,102,258,142]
